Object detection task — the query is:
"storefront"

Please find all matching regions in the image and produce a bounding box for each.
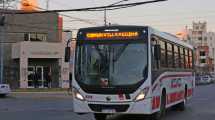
[11,41,70,88]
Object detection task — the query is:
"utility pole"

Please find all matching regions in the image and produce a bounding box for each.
[46,0,50,10]
[0,0,5,84]
[104,0,128,26]
[104,8,107,26]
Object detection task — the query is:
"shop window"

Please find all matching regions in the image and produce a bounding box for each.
[25,33,47,41]
[198,31,202,34]
[200,59,206,64]
[198,37,202,41]
[200,51,205,56]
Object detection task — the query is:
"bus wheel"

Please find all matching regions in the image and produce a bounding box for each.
[0,94,6,98]
[94,113,107,120]
[151,91,166,120]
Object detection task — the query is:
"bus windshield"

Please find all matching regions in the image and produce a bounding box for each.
[75,42,148,88]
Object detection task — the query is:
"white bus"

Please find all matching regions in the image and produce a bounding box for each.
[66,25,195,120]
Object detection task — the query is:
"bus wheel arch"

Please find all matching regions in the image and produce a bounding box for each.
[173,85,187,111]
[151,88,166,120]
[160,88,167,116]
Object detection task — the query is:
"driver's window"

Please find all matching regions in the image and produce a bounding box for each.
[151,36,159,70]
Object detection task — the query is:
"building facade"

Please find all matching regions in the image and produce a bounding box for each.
[1,11,70,89]
[176,21,215,74]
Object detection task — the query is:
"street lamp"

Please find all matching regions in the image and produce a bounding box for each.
[104,0,129,26]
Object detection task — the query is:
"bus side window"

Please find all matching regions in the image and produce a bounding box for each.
[174,45,180,68]
[189,50,193,68]
[160,40,166,68]
[185,49,189,69]
[151,36,159,70]
[180,47,185,68]
[167,43,174,68]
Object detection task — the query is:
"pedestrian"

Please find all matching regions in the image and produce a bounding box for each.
[46,69,52,88]
[33,71,39,88]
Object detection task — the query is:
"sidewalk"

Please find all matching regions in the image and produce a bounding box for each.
[10,88,73,99]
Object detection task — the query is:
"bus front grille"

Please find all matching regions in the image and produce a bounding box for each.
[88,104,129,112]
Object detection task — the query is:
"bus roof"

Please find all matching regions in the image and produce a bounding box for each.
[78,25,194,49]
[148,26,194,49]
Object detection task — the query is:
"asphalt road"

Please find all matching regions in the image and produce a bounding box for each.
[0,84,215,120]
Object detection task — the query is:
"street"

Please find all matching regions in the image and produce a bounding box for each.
[0,84,215,120]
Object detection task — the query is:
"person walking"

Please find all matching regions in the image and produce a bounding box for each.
[47,72,52,88]
[33,70,39,88]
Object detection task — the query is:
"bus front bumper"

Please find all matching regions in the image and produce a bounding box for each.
[73,98,152,114]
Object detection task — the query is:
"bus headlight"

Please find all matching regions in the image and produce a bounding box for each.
[135,87,149,101]
[73,88,85,101]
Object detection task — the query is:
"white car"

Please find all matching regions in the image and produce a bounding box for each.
[0,84,11,97]
[201,76,212,84]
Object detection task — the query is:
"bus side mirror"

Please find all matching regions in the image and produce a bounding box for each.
[65,47,71,62]
[154,44,161,61]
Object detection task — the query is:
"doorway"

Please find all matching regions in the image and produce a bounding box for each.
[27,66,47,88]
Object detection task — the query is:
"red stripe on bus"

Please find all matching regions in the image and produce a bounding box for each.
[152,73,193,92]
[152,88,193,110]
[152,96,160,110]
[187,88,193,97]
[159,74,192,82]
[167,91,184,104]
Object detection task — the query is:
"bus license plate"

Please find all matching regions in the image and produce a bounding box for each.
[102,109,116,113]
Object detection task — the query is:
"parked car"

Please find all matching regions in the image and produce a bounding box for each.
[208,75,215,83]
[201,75,212,84]
[0,84,11,97]
[195,75,214,85]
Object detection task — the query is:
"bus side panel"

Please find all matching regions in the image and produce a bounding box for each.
[151,72,194,113]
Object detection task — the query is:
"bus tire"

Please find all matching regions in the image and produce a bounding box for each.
[151,90,166,120]
[0,94,6,98]
[94,113,107,120]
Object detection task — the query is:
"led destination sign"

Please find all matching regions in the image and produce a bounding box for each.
[86,31,139,40]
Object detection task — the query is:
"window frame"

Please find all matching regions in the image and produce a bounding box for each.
[151,34,194,70]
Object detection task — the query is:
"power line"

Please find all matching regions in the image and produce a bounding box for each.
[35,6,99,25]
[1,0,167,14]
[103,0,130,26]
[110,10,215,18]
[20,0,98,25]
[15,0,99,25]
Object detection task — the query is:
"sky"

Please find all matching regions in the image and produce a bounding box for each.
[34,0,215,34]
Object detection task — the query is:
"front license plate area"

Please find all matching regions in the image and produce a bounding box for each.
[102,109,116,113]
